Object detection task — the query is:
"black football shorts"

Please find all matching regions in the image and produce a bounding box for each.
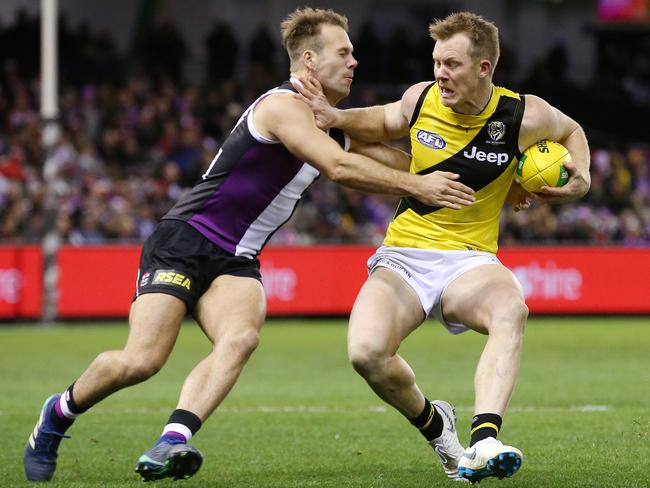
[135,219,261,312]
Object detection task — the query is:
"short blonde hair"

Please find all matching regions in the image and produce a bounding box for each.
[429,12,500,69]
[281,7,349,68]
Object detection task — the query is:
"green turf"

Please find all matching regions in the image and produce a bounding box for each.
[1,317,649,487]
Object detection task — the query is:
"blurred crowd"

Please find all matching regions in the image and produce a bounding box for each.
[0,10,649,247]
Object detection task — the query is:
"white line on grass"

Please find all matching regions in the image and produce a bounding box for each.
[1,404,610,416]
[218,405,611,413]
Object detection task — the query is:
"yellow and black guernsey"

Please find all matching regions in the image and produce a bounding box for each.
[384,82,525,254]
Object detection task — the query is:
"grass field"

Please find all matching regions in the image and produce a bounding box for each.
[1,317,649,487]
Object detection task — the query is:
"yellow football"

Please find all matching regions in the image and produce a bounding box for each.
[517,140,570,193]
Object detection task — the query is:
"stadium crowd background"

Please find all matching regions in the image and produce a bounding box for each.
[1,4,649,249]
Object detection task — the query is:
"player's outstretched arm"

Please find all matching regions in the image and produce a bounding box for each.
[349,140,411,172]
[520,95,591,203]
[256,93,475,209]
[291,77,429,142]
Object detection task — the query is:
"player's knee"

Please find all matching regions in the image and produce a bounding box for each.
[348,341,387,376]
[93,351,123,377]
[489,298,528,336]
[92,350,162,384]
[520,301,529,324]
[507,300,528,331]
[220,328,260,359]
[125,356,165,383]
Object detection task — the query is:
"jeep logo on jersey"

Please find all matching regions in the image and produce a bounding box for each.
[416,130,446,149]
[463,146,510,166]
[487,121,506,141]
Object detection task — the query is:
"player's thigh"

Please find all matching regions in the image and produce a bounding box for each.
[194,274,266,344]
[349,267,425,355]
[441,264,526,334]
[126,293,186,361]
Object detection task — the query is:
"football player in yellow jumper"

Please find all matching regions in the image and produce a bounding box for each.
[293,11,590,483]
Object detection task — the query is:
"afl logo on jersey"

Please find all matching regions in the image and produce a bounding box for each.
[416,130,446,149]
[487,121,506,142]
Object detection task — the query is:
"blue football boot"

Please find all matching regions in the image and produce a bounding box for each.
[135,438,203,482]
[24,395,70,481]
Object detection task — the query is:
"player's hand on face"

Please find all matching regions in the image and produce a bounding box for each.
[530,159,590,204]
[507,178,532,212]
[291,75,338,130]
[416,171,475,209]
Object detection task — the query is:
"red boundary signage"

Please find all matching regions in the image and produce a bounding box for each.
[0,246,43,318]
[52,245,650,318]
[2,245,648,319]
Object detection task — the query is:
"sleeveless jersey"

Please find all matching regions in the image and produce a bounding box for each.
[384,83,525,254]
[164,81,349,258]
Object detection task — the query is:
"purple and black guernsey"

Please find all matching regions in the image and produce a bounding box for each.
[163,81,350,259]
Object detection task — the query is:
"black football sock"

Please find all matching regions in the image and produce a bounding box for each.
[408,398,444,441]
[50,383,88,433]
[470,413,502,446]
[159,409,202,444]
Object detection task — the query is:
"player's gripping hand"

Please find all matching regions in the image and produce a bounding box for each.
[291,75,338,130]
[507,179,532,212]
[415,171,476,209]
[531,159,590,204]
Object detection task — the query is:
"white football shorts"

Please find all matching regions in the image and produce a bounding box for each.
[367,246,502,334]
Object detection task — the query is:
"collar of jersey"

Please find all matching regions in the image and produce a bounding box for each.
[433,84,498,126]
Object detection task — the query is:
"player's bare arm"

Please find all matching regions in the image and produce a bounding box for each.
[292,77,430,141]
[349,139,411,171]
[255,93,475,209]
[289,81,475,208]
[349,139,476,208]
[520,95,591,203]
